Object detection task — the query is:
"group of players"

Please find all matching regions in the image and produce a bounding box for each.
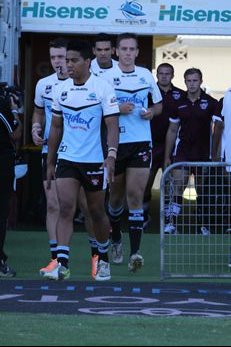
[1,32,228,280]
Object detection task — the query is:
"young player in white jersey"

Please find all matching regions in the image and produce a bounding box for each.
[31,37,69,277]
[90,33,118,76]
[46,39,119,281]
[32,38,105,280]
[103,33,162,272]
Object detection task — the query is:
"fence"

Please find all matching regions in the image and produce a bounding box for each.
[160,162,231,279]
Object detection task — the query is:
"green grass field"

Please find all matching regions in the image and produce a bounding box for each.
[1,189,230,346]
[6,230,160,282]
[1,313,231,346]
[1,229,231,346]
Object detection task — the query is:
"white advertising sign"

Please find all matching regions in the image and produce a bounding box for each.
[21,0,231,35]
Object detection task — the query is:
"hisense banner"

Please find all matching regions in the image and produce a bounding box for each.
[21,0,231,35]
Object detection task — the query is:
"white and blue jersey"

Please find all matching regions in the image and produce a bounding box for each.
[52,74,119,163]
[34,73,69,154]
[103,65,162,144]
[90,58,118,76]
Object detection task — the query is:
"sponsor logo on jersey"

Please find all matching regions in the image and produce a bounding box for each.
[64,112,95,129]
[172,91,181,100]
[200,100,208,110]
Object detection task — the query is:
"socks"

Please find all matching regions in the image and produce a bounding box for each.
[88,237,99,256]
[57,245,70,268]
[97,240,110,263]
[108,204,124,243]
[49,240,57,260]
[128,209,144,256]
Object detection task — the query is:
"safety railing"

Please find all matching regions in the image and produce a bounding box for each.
[160,162,231,279]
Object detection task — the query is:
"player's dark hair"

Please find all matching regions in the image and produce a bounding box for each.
[67,39,93,60]
[49,37,68,49]
[93,33,114,48]
[184,68,203,80]
[157,63,174,75]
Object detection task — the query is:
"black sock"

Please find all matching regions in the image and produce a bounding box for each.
[108,204,124,243]
[128,209,144,256]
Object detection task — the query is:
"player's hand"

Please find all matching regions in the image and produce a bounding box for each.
[140,107,153,120]
[119,102,134,114]
[31,123,45,146]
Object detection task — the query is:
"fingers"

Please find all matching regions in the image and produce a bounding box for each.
[31,129,45,146]
[127,102,134,113]
[32,134,45,146]
[140,108,153,120]
[120,102,134,114]
[31,123,44,146]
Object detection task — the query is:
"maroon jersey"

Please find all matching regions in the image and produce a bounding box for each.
[170,89,218,162]
[151,84,184,145]
[150,84,184,166]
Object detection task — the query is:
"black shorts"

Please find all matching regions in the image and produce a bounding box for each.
[115,141,152,176]
[55,159,107,192]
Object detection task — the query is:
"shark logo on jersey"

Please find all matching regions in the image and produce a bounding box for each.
[61,91,68,101]
[65,112,95,129]
[120,1,145,19]
[45,85,52,94]
[200,99,208,110]
[139,77,147,85]
[113,77,121,86]
[87,93,97,101]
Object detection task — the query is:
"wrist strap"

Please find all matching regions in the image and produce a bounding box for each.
[32,122,41,129]
[107,151,117,159]
[108,146,118,153]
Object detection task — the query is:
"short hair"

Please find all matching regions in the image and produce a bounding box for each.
[116,32,138,48]
[67,39,92,60]
[93,33,114,47]
[49,37,68,49]
[157,63,174,75]
[184,68,203,80]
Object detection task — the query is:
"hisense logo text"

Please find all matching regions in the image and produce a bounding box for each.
[22,1,108,19]
[159,5,231,22]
